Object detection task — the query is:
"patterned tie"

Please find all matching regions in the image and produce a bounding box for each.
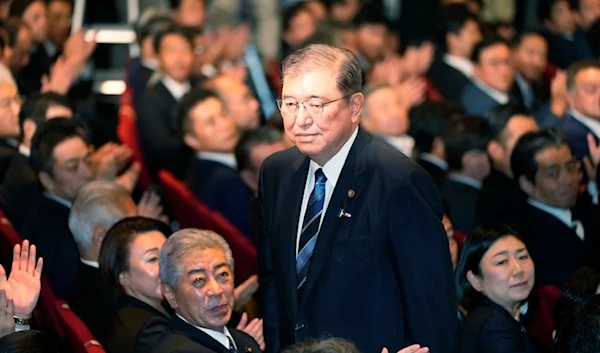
[228,336,237,353]
[296,169,327,290]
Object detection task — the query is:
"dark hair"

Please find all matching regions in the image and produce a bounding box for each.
[442,197,452,217]
[409,101,464,154]
[282,338,361,353]
[0,330,59,353]
[455,223,524,311]
[283,1,312,33]
[99,216,172,292]
[168,0,205,9]
[510,128,571,184]
[471,35,509,63]
[566,59,600,91]
[18,92,73,142]
[538,0,562,22]
[555,295,600,353]
[443,115,489,171]
[484,103,532,144]
[554,266,600,331]
[434,3,479,52]
[29,117,88,175]
[510,29,546,49]
[235,127,283,172]
[3,18,25,48]
[176,88,222,135]
[8,0,41,18]
[350,9,388,30]
[135,11,174,45]
[399,37,431,56]
[587,19,600,56]
[152,23,194,54]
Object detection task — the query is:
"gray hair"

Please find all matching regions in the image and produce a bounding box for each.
[360,83,392,118]
[282,338,361,353]
[281,44,362,101]
[68,181,134,251]
[159,228,234,289]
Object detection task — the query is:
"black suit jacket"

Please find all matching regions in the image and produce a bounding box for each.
[459,299,539,353]
[17,44,52,95]
[127,57,155,112]
[68,263,119,345]
[427,57,472,102]
[441,177,480,234]
[149,315,261,353]
[0,141,18,184]
[187,158,254,238]
[0,152,41,230]
[476,169,527,228]
[19,194,77,299]
[258,128,456,353]
[137,81,191,180]
[417,157,447,190]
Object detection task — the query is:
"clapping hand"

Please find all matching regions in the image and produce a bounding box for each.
[138,190,168,223]
[583,133,600,182]
[0,240,43,319]
[0,290,14,338]
[236,312,265,350]
[381,344,429,353]
[233,275,259,312]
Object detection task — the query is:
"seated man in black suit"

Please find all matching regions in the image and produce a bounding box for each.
[149,228,263,353]
[67,181,138,344]
[511,128,600,287]
[476,103,538,226]
[441,115,490,234]
[428,3,482,102]
[179,88,253,238]
[461,37,517,116]
[137,24,193,180]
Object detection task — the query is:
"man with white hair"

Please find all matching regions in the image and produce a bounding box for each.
[67,180,138,344]
[0,64,22,183]
[152,228,264,353]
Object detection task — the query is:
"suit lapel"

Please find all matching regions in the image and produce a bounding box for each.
[230,330,257,353]
[171,316,229,353]
[298,129,370,306]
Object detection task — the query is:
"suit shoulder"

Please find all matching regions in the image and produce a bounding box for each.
[262,147,301,172]
[366,140,430,181]
[230,328,261,350]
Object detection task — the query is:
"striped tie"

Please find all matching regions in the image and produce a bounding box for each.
[296,168,327,290]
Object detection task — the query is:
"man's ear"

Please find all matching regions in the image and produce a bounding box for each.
[431,136,446,157]
[38,171,55,193]
[466,270,483,292]
[239,169,256,193]
[22,119,37,147]
[350,93,364,123]
[183,132,201,151]
[487,141,503,164]
[92,226,106,248]
[161,284,178,309]
[518,174,536,197]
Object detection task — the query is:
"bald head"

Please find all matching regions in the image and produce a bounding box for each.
[202,74,260,131]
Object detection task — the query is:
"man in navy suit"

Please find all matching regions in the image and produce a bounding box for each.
[259,44,456,353]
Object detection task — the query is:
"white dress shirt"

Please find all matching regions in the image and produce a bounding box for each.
[197,152,238,169]
[447,173,482,190]
[473,78,510,104]
[569,109,600,140]
[161,75,191,101]
[528,199,585,241]
[443,54,475,79]
[18,144,30,157]
[176,314,237,350]
[381,135,415,158]
[296,127,359,255]
[43,193,72,208]
[419,153,449,171]
[80,258,99,269]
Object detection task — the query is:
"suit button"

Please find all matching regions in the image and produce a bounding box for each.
[295,323,305,331]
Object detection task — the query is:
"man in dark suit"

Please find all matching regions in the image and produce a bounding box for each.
[152,228,263,353]
[259,44,455,353]
[137,24,193,180]
[0,70,22,184]
[179,89,254,238]
[67,181,138,344]
[440,115,490,234]
[476,104,538,227]
[511,128,600,288]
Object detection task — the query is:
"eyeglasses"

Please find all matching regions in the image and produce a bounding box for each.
[0,95,21,110]
[276,93,355,115]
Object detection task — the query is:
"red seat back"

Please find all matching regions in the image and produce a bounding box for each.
[158,170,257,283]
[529,285,562,349]
[55,301,105,353]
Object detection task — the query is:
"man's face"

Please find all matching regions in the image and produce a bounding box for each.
[47,0,72,47]
[283,9,317,47]
[158,34,193,83]
[175,0,206,28]
[549,0,576,34]
[568,68,600,119]
[474,43,514,93]
[363,87,408,137]
[9,27,33,72]
[577,0,600,30]
[512,34,547,82]
[356,23,387,62]
[46,137,93,201]
[184,97,239,153]
[22,1,48,43]
[494,115,538,172]
[214,76,260,130]
[0,84,21,138]
[526,144,580,209]
[449,19,482,58]
[281,68,361,166]
[164,248,234,331]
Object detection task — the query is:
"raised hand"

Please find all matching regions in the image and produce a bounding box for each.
[0,290,14,338]
[138,190,168,223]
[0,240,43,319]
[236,312,265,350]
[584,133,600,182]
[233,275,259,312]
[381,344,429,353]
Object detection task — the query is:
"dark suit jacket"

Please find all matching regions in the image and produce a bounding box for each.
[19,194,77,299]
[0,152,41,230]
[187,158,254,238]
[417,156,447,190]
[106,295,170,353]
[68,262,119,345]
[0,140,18,184]
[428,57,472,102]
[148,315,261,353]
[476,169,527,228]
[560,113,599,161]
[127,57,155,112]
[17,44,52,96]
[543,29,594,69]
[258,128,457,353]
[510,78,548,114]
[459,299,539,353]
[137,81,191,180]
[460,82,507,116]
[441,176,480,234]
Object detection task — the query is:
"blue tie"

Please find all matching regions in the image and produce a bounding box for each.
[296,169,327,290]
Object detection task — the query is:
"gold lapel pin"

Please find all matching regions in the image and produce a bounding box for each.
[347,189,355,198]
[246,347,253,353]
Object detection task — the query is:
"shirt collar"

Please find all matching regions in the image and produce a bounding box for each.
[43,41,58,58]
[161,75,191,101]
[569,109,600,139]
[4,138,17,148]
[443,54,475,79]
[473,78,510,104]
[447,173,482,190]
[197,152,237,169]
[175,313,235,349]
[141,58,158,71]
[43,192,72,208]
[80,258,99,269]
[420,153,449,171]
[18,144,30,157]
[527,199,574,228]
[309,126,359,188]
[381,134,415,158]
[514,73,531,93]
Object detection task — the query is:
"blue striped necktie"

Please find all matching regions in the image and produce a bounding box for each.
[296,168,327,290]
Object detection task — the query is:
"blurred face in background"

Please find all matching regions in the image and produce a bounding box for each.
[21,0,47,43]
[158,33,193,83]
[568,67,600,120]
[356,23,387,62]
[175,0,206,28]
[512,34,548,82]
[474,43,514,93]
[283,8,317,47]
[362,86,408,137]
[47,0,72,48]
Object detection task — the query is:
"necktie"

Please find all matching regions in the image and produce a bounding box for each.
[296,169,327,290]
[228,336,237,353]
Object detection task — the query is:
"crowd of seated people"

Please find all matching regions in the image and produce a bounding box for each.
[1,0,600,353]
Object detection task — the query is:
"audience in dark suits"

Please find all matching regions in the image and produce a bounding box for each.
[180,88,253,237]
[476,104,538,226]
[441,115,490,234]
[554,294,600,353]
[456,224,538,353]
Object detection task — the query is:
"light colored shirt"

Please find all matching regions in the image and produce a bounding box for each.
[528,199,584,241]
[176,314,237,350]
[197,152,237,169]
[381,135,415,158]
[473,78,510,105]
[161,75,191,101]
[569,109,600,140]
[443,54,475,79]
[80,258,99,269]
[447,173,482,190]
[296,127,359,255]
[43,193,72,208]
[18,144,30,157]
[419,153,449,171]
